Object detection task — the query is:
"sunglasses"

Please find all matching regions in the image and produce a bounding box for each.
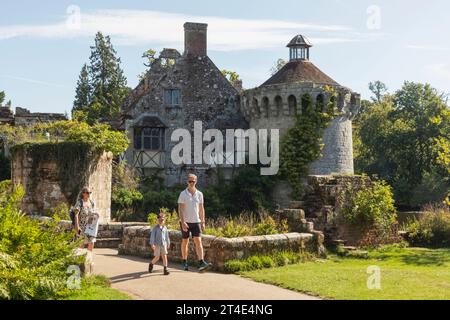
[83,191,91,194]
[188,180,196,184]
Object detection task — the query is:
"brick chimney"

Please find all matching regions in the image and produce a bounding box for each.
[184,22,208,56]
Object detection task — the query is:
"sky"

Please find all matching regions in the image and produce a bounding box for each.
[0,0,449,114]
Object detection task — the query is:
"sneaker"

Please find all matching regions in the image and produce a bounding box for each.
[164,268,170,275]
[198,261,212,272]
[182,261,189,271]
[148,263,153,273]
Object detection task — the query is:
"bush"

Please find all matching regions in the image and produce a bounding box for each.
[340,180,399,246]
[405,204,450,247]
[0,181,82,300]
[45,202,70,220]
[147,208,179,230]
[204,213,288,238]
[224,251,315,273]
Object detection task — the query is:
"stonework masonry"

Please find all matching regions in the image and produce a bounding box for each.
[12,149,113,223]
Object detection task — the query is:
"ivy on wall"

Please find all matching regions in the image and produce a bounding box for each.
[11,142,99,205]
[280,87,337,197]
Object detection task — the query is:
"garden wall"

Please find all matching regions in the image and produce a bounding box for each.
[11,143,113,223]
[118,226,325,271]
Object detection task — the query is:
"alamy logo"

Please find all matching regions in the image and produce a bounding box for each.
[171,121,279,175]
[367,265,381,290]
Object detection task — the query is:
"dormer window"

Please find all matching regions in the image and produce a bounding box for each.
[164,89,181,106]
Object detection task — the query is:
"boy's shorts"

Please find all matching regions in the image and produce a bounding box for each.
[181,222,202,239]
[154,245,168,256]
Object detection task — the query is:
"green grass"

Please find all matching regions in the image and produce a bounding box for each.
[63,275,132,300]
[241,246,450,300]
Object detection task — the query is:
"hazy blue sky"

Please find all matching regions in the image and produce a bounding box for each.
[1,0,449,114]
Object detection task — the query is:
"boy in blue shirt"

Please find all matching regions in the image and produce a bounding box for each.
[148,212,170,275]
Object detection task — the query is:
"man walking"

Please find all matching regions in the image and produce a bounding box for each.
[178,174,211,272]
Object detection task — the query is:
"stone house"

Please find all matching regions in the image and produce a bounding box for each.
[121,22,248,187]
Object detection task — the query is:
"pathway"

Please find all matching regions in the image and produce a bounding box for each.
[93,248,319,300]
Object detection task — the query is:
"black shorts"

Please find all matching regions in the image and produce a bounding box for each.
[181,222,202,239]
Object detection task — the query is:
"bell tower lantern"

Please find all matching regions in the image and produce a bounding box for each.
[287,35,312,61]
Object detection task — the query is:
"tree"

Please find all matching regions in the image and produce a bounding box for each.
[73,64,90,112]
[221,69,241,88]
[369,81,388,103]
[270,58,287,76]
[354,81,450,208]
[72,32,129,124]
[0,91,5,105]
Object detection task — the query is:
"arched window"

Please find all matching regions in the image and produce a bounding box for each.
[316,94,325,112]
[262,97,270,118]
[252,98,260,117]
[301,94,312,114]
[288,95,297,116]
[274,96,282,117]
[134,127,165,150]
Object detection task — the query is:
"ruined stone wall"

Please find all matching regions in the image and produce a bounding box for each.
[12,144,113,223]
[118,226,325,271]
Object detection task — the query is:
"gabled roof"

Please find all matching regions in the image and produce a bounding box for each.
[262,60,339,87]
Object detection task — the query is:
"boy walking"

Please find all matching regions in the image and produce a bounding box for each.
[148,212,170,275]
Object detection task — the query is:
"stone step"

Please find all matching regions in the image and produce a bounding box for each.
[95,237,122,248]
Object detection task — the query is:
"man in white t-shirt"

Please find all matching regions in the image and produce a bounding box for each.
[178,174,212,272]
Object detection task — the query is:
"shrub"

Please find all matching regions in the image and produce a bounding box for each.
[405,204,450,247]
[45,202,70,220]
[147,208,179,230]
[340,180,399,246]
[224,251,315,273]
[0,181,82,300]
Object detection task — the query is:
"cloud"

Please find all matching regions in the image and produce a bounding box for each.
[0,9,375,51]
[0,75,69,88]
[406,45,450,52]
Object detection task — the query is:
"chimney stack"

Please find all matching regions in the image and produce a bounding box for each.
[184,22,208,57]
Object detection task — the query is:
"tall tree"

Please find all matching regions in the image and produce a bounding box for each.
[355,81,450,208]
[72,32,129,124]
[270,58,287,76]
[0,91,5,105]
[369,81,388,103]
[73,64,90,112]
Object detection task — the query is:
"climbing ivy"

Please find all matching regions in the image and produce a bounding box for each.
[280,88,338,197]
[11,142,98,205]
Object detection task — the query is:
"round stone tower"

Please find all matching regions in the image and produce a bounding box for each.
[241,35,361,176]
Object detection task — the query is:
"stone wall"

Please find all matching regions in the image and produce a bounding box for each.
[299,175,373,245]
[118,226,325,271]
[12,144,113,223]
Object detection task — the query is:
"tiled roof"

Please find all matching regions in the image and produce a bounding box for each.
[262,60,339,86]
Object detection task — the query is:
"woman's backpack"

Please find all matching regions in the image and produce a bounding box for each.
[69,199,95,226]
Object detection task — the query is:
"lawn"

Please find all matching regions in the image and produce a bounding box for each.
[63,275,132,300]
[241,246,450,300]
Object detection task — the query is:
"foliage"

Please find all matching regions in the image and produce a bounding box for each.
[221,69,241,87]
[224,251,315,273]
[340,180,399,246]
[354,81,450,208]
[0,181,82,300]
[147,208,179,230]
[280,91,335,196]
[204,213,288,238]
[222,166,276,215]
[111,161,143,221]
[368,80,388,103]
[46,202,70,220]
[0,91,5,105]
[72,32,130,124]
[270,58,287,76]
[405,204,450,248]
